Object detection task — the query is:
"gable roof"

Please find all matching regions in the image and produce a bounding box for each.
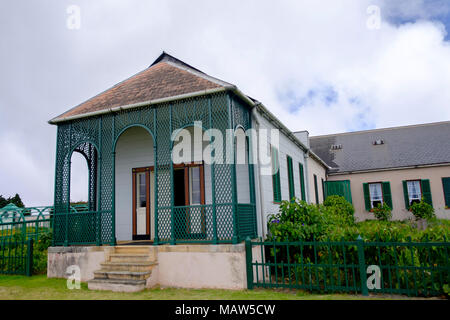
[309,121,450,174]
[49,52,233,123]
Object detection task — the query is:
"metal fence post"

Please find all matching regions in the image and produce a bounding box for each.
[356,235,368,296]
[26,239,33,277]
[245,237,254,290]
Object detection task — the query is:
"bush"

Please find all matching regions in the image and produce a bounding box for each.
[33,231,52,274]
[371,202,392,221]
[267,199,328,242]
[323,195,355,225]
[410,199,435,221]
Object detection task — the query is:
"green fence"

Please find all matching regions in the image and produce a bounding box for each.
[245,237,450,297]
[0,238,34,276]
[0,205,52,242]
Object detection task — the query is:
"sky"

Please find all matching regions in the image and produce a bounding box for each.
[1,0,450,206]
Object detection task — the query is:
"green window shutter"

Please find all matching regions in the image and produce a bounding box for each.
[271,146,281,202]
[382,181,393,209]
[402,180,410,210]
[299,163,306,201]
[442,177,450,207]
[363,183,371,211]
[287,156,295,201]
[321,178,325,201]
[313,174,319,204]
[421,179,433,207]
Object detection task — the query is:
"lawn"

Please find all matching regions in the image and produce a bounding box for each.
[0,275,431,300]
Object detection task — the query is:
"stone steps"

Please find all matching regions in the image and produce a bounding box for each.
[88,278,147,293]
[87,246,157,292]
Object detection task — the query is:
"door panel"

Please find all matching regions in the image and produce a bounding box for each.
[132,167,153,240]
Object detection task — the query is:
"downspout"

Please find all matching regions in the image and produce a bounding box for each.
[251,105,267,239]
[303,151,311,203]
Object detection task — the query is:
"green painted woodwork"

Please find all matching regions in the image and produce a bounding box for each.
[298,163,306,201]
[402,180,410,210]
[421,179,433,207]
[324,180,352,204]
[271,146,282,203]
[382,181,393,209]
[363,183,371,211]
[52,92,257,246]
[286,156,295,201]
[443,177,450,207]
[245,238,450,297]
[313,174,319,204]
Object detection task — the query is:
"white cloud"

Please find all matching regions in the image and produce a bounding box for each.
[1,0,450,205]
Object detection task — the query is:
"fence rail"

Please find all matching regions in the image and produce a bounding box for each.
[245,237,450,297]
[0,238,33,276]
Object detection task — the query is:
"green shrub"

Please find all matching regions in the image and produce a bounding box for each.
[410,199,435,221]
[371,202,392,221]
[33,231,52,274]
[267,198,328,241]
[323,195,355,226]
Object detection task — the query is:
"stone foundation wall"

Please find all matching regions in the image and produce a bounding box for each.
[47,243,259,290]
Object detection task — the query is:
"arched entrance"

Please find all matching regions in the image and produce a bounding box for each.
[114,126,155,241]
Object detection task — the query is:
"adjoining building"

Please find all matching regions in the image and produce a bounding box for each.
[309,122,450,221]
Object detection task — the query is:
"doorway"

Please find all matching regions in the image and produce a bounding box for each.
[132,167,154,240]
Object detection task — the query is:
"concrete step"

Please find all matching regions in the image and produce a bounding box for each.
[109,253,153,263]
[114,246,155,255]
[88,278,146,292]
[94,270,152,281]
[100,261,157,272]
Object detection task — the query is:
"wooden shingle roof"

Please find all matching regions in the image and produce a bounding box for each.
[50,52,233,123]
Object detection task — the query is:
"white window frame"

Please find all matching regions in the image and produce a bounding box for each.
[369,182,383,209]
[407,180,422,205]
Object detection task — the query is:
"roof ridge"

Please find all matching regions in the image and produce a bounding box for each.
[309,120,450,138]
[150,51,234,88]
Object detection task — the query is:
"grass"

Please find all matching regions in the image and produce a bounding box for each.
[0,275,432,300]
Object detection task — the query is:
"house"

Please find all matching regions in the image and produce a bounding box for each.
[309,122,450,221]
[47,52,321,290]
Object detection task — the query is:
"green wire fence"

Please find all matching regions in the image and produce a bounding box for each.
[245,236,450,297]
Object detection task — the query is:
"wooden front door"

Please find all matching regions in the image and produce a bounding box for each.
[132,167,154,240]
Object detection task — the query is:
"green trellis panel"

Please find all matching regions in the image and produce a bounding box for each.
[52,91,257,246]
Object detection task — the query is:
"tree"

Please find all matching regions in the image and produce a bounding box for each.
[0,193,25,209]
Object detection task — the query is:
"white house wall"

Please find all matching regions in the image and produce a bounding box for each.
[252,111,309,239]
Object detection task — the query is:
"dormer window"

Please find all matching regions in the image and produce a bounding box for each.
[373,139,384,145]
[331,144,342,150]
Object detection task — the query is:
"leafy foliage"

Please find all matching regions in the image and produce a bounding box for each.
[0,194,25,209]
[371,202,392,221]
[410,199,435,221]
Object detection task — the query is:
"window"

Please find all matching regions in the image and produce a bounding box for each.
[313,174,319,205]
[406,180,421,205]
[189,166,201,205]
[287,156,295,201]
[298,163,306,201]
[402,179,433,209]
[271,146,282,202]
[363,182,392,211]
[443,178,450,208]
[368,183,383,208]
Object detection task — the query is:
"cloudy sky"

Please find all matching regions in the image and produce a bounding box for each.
[1,0,450,206]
